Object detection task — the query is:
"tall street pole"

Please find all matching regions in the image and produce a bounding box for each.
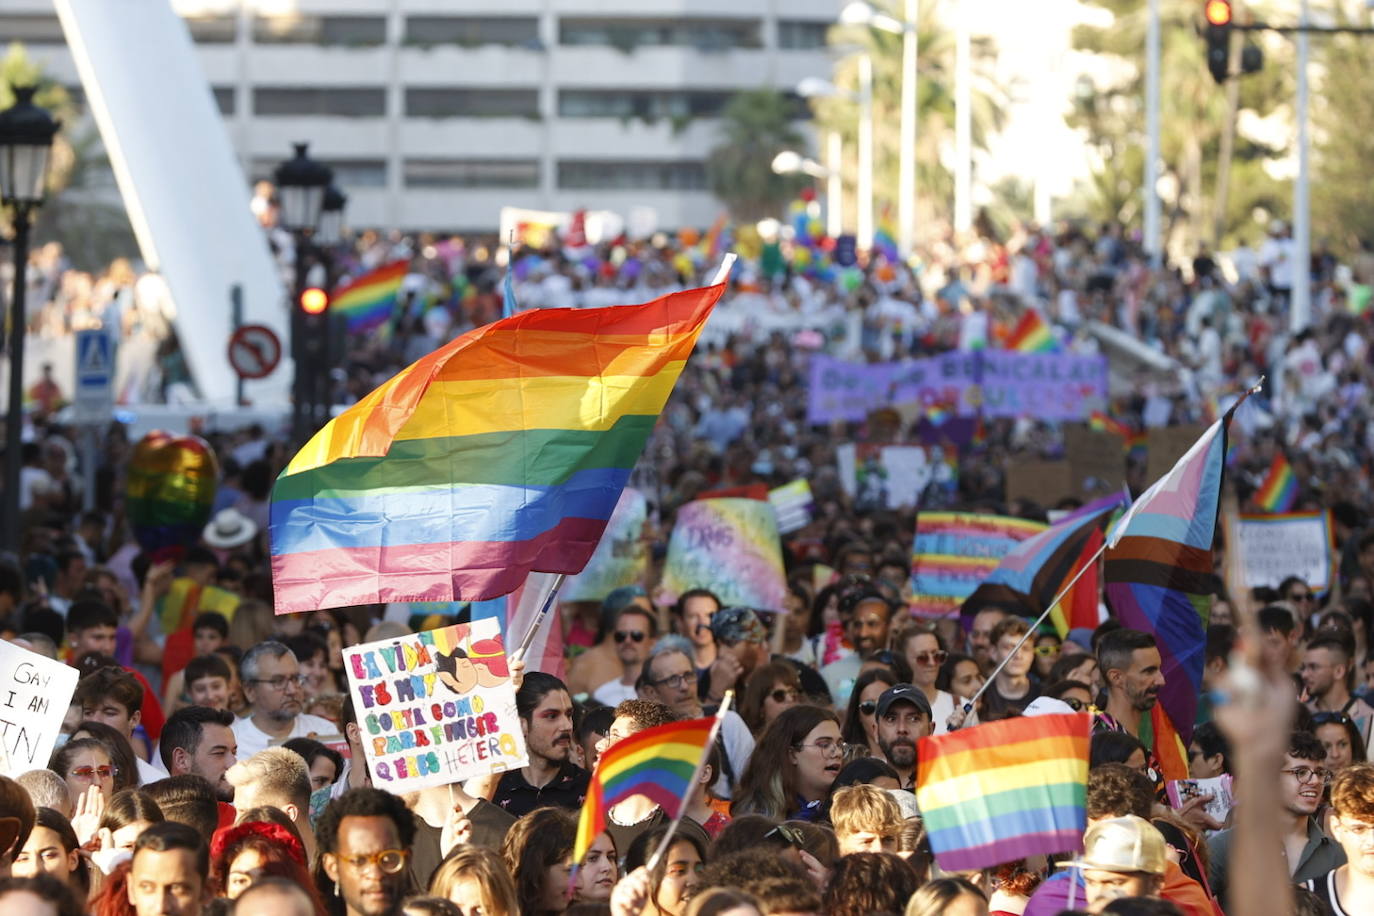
[954,0,973,235]
[3,208,32,556]
[858,53,875,251]
[1292,0,1312,332]
[1144,0,1162,268]
[898,0,918,255]
[826,131,844,239]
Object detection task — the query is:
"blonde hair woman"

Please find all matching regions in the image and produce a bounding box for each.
[430,845,518,916]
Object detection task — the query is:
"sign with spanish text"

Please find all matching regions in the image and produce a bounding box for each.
[0,640,80,778]
[342,621,528,793]
[1236,511,1334,593]
[661,498,787,612]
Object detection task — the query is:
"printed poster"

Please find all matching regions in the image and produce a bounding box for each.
[662,498,787,611]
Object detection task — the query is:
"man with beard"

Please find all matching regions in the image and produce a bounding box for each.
[1095,629,1165,744]
[1208,731,1345,911]
[874,684,934,790]
[820,584,896,705]
[159,706,238,808]
[492,672,589,817]
[232,641,334,758]
[316,788,416,916]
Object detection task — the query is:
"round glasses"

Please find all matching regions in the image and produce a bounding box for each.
[339,849,409,874]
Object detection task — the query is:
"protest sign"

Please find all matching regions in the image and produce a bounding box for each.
[1236,511,1334,592]
[563,488,648,603]
[1004,460,1075,507]
[836,443,934,510]
[910,513,1047,617]
[976,352,1108,420]
[343,621,528,793]
[769,479,814,534]
[1146,424,1207,483]
[0,640,79,778]
[662,498,787,611]
[1063,425,1125,497]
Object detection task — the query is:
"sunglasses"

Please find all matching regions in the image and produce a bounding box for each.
[770,688,798,704]
[1312,711,1354,726]
[765,824,806,849]
[1034,645,1060,656]
[859,701,878,716]
[911,650,947,666]
[1061,697,1086,712]
[614,631,647,644]
[69,765,117,781]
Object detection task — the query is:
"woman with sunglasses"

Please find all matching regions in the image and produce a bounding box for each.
[732,705,843,821]
[738,663,802,734]
[840,669,896,758]
[49,738,119,815]
[895,624,969,735]
[1032,632,1062,680]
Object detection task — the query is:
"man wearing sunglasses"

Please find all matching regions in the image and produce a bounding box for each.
[318,788,417,916]
[591,604,658,708]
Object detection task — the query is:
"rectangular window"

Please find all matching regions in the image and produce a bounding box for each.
[211,86,235,115]
[777,20,830,50]
[184,15,238,43]
[405,88,539,118]
[404,16,540,46]
[253,15,387,45]
[557,90,731,120]
[559,17,761,50]
[253,87,386,117]
[404,159,540,189]
[251,158,388,187]
[557,160,706,191]
[0,15,65,43]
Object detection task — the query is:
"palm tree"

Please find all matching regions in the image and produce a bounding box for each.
[706,89,809,222]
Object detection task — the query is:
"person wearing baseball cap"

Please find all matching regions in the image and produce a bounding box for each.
[1065,815,1168,912]
[874,684,934,790]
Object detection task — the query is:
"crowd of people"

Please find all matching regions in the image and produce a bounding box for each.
[4,203,1374,916]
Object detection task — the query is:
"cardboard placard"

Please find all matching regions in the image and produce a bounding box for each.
[1063,425,1125,498]
[662,498,787,611]
[0,641,80,778]
[1146,425,1207,484]
[1004,460,1075,507]
[1236,511,1334,592]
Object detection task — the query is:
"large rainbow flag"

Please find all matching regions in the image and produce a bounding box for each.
[910,513,1046,618]
[269,277,727,614]
[916,712,1091,871]
[573,716,717,864]
[1254,452,1297,513]
[1003,309,1058,353]
[332,260,409,334]
[1104,394,1250,781]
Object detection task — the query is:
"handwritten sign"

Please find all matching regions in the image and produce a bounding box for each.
[564,488,648,603]
[662,498,787,611]
[342,621,528,793]
[0,640,79,778]
[1237,511,1334,592]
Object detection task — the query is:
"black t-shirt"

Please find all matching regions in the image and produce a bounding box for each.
[492,760,590,818]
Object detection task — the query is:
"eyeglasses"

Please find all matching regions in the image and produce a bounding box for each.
[249,674,308,691]
[794,738,843,756]
[765,824,806,848]
[338,849,410,874]
[69,765,117,781]
[614,631,646,644]
[1289,593,1314,603]
[770,688,798,704]
[858,701,878,717]
[1060,697,1086,712]
[911,650,947,666]
[1281,766,1332,785]
[1312,711,1354,726]
[651,671,697,690]
[1034,645,1060,656]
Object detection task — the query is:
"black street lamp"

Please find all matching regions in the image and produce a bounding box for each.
[313,184,347,428]
[0,86,58,558]
[273,143,332,444]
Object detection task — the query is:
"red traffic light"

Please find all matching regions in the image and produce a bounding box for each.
[1204,0,1232,27]
[299,287,329,315]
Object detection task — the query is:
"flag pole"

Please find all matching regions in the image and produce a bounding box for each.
[646,691,734,871]
[512,574,566,663]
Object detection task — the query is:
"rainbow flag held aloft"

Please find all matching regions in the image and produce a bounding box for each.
[332,260,409,334]
[1003,309,1059,353]
[917,712,1091,872]
[1089,411,1130,441]
[574,716,717,864]
[269,276,727,614]
[1254,452,1297,513]
[1104,392,1250,781]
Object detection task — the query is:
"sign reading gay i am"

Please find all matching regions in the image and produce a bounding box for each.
[343,620,528,793]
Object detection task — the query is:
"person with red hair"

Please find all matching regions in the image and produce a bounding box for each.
[209,820,325,913]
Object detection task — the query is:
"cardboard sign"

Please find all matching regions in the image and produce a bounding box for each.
[1004,460,1075,507]
[563,488,648,603]
[0,641,80,778]
[1063,425,1125,498]
[343,622,528,793]
[769,479,814,535]
[1146,425,1207,484]
[1236,511,1334,592]
[910,513,1047,617]
[662,498,787,611]
[837,443,934,510]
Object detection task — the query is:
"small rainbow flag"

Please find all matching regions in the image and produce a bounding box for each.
[1089,411,1130,441]
[332,260,409,334]
[1255,452,1297,513]
[1003,309,1059,353]
[700,212,729,261]
[916,712,1091,872]
[573,716,717,863]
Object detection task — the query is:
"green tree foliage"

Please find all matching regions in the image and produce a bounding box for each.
[706,89,809,222]
[1312,14,1374,257]
[1068,1,1290,252]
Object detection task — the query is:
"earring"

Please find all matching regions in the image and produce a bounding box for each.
[334,881,341,897]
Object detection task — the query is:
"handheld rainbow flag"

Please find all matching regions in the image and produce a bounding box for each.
[332,260,409,334]
[1254,452,1297,513]
[916,712,1091,871]
[1089,411,1130,442]
[1104,391,1252,780]
[1003,309,1059,353]
[269,261,732,614]
[573,714,719,865]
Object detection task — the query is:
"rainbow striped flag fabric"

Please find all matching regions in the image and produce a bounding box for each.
[909,513,1047,618]
[1254,452,1297,513]
[1003,309,1059,353]
[1104,393,1250,781]
[269,279,726,614]
[332,260,409,333]
[916,712,1091,871]
[573,717,717,863]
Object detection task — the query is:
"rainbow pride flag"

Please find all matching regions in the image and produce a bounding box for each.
[917,712,1091,871]
[910,513,1047,618]
[1003,309,1058,353]
[1089,411,1130,441]
[269,278,727,614]
[1104,392,1250,781]
[332,260,409,333]
[1254,452,1297,513]
[574,716,717,863]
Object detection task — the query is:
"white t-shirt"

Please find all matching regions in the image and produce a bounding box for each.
[136,755,168,786]
[591,679,638,709]
[231,713,337,760]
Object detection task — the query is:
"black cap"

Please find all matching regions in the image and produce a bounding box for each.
[875,684,933,720]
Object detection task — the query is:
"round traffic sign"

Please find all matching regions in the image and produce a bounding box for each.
[227,324,282,380]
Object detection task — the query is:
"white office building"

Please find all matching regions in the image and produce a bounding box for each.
[5,0,839,232]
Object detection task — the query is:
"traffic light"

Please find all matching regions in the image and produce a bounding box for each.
[299,286,328,315]
[1204,0,1232,83]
